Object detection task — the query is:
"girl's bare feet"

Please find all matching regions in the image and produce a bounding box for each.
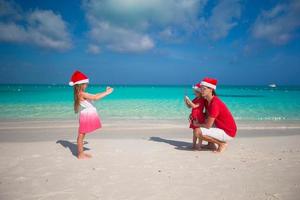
[213,143,227,153]
[84,153,92,158]
[77,153,91,159]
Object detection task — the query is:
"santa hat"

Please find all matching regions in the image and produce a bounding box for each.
[192,83,201,92]
[201,77,218,90]
[69,70,89,86]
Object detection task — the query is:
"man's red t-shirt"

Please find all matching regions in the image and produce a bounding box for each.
[205,96,237,137]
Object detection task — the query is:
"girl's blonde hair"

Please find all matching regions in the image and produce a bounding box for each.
[73,84,85,113]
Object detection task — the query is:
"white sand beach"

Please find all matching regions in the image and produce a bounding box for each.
[1,119,300,200]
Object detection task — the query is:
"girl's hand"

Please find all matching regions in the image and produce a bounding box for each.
[106,86,114,94]
[185,97,192,108]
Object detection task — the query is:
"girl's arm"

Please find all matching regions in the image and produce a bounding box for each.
[185,98,199,109]
[184,98,192,108]
[82,87,113,101]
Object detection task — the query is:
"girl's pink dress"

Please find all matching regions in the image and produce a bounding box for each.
[78,100,102,134]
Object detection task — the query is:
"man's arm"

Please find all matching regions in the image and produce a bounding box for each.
[193,116,215,129]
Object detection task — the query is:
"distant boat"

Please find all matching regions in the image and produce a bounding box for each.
[269,84,277,88]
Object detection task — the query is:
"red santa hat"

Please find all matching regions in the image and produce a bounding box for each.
[69,70,89,86]
[192,82,202,92]
[201,77,218,90]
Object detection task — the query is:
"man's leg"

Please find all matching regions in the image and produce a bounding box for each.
[201,135,227,153]
[195,128,227,153]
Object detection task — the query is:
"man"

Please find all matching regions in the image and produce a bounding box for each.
[193,77,237,153]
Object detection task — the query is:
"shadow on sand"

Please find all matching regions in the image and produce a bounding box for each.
[56,140,90,157]
[149,136,202,151]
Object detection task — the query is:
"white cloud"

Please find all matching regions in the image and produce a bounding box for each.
[205,0,241,40]
[252,0,300,45]
[0,0,72,51]
[82,0,246,52]
[159,28,174,39]
[87,44,101,54]
[0,22,27,42]
[82,0,207,53]
[89,21,154,52]
[83,0,206,30]
[158,27,185,42]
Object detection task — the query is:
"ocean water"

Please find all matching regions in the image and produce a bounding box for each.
[1,84,300,121]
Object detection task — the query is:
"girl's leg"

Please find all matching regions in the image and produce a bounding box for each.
[192,128,201,150]
[77,133,92,159]
[196,128,203,150]
[192,129,197,149]
[77,133,85,159]
[198,137,203,148]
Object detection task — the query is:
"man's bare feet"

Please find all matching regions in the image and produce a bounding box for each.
[77,152,91,159]
[191,144,201,151]
[201,143,217,151]
[213,143,227,153]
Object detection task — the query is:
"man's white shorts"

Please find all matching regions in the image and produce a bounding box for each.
[200,127,233,142]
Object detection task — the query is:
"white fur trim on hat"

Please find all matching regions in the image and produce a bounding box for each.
[69,79,89,86]
[200,81,216,90]
[192,86,201,92]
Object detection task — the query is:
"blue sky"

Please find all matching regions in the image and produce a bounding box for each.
[0,0,299,85]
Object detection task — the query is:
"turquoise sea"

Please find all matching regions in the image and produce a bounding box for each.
[1,84,300,121]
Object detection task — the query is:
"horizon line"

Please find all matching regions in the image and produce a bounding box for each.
[1,83,299,87]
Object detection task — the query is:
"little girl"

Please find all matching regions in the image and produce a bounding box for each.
[184,83,205,150]
[69,70,113,159]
